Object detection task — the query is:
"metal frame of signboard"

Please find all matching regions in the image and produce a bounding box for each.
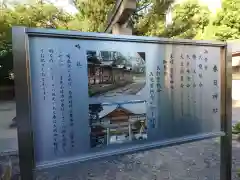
[12,26,232,180]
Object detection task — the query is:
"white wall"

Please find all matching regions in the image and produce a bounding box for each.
[233,80,240,101]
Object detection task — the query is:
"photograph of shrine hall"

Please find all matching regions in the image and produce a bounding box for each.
[89,102,147,148]
[86,50,146,99]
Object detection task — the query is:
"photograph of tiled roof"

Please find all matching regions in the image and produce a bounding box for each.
[99,102,146,119]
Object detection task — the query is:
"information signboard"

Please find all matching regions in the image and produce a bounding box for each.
[12,27,231,178]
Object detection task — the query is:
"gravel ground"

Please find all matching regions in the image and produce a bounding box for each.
[3,138,239,180]
[1,102,240,180]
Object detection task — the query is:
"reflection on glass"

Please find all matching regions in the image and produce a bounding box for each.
[89,101,147,148]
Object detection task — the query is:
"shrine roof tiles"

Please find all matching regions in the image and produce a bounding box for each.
[99,102,146,119]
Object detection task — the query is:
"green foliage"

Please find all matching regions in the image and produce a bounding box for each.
[233,122,240,134]
[165,0,210,39]
[134,0,173,36]
[135,0,210,39]
[0,1,74,83]
[72,0,115,32]
[0,53,14,85]
[0,1,73,56]
[0,0,115,55]
[201,0,240,41]
[2,0,240,80]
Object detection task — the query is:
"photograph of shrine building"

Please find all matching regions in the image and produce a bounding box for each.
[89,101,147,148]
[86,50,146,99]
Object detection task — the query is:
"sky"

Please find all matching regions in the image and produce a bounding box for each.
[48,0,78,14]
[175,0,222,13]
[3,0,222,15]
[61,0,222,14]
[2,0,79,14]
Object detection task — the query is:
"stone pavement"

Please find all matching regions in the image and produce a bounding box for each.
[0,101,17,153]
[4,138,240,180]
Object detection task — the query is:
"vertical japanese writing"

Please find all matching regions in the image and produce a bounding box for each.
[204,65,208,70]
[186,59,191,115]
[67,53,74,149]
[60,75,66,152]
[212,64,219,114]
[163,60,167,76]
[198,60,203,88]
[40,49,46,100]
[51,74,58,154]
[169,54,175,121]
[49,49,54,63]
[47,49,58,154]
[149,71,156,128]
[180,59,184,116]
[197,53,203,120]
[59,52,64,67]
[149,72,154,102]
[203,50,208,71]
[156,66,161,92]
[191,54,197,120]
[170,53,174,64]
[170,67,174,89]
[192,54,196,60]
[186,60,190,88]
[213,65,218,72]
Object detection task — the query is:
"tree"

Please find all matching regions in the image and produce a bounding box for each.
[134,0,210,39]
[201,0,240,41]
[134,0,174,36]
[0,1,73,84]
[72,0,115,32]
[165,0,210,39]
[0,2,73,56]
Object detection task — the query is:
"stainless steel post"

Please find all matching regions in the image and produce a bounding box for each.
[12,27,35,180]
[220,44,232,180]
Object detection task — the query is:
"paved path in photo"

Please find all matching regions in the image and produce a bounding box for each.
[90,77,146,104]
[95,82,145,98]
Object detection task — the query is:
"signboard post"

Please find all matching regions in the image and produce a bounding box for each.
[12,27,232,180]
